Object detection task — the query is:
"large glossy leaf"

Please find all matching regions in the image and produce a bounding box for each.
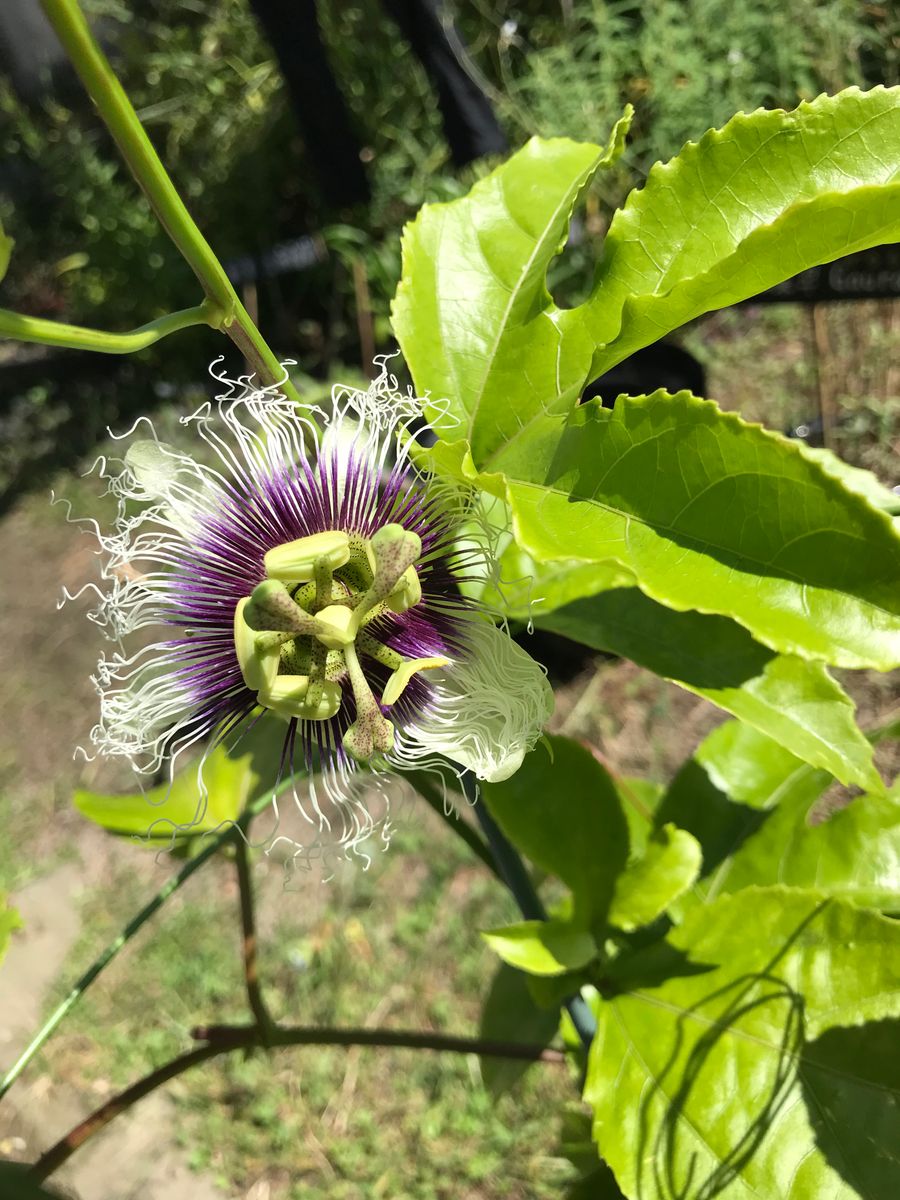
[1,895,21,966]
[74,717,285,843]
[703,778,900,911]
[800,1018,900,1200]
[536,586,880,791]
[579,87,900,376]
[395,89,900,475]
[502,392,900,670]
[587,888,900,1199]
[394,118,629,468]
[693,719,811,809]
[481,736,629,933]
[800,445,900,513]
[466,494,634,618]
[667,720,900,911]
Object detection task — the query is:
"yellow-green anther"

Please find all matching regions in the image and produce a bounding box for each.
[314,603,356,649]
[264,530,351,583]
[341,642,395,762]
[381,656,450,706]
[259,674,343,722]
[343,715,395,762]
[350,523,422,630]
[233,597,280,692]
[245,579,322,635]
[370,524,421,597]
[280,636,314,675]
[386,565,422,614]
[324,649,347,682]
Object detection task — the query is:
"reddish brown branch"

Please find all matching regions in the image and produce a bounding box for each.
[30,1023,562,1182]
[234,838,272,1035]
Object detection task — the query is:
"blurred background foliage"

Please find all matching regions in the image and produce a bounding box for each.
[0,0,897,502]
[2,0,895,338]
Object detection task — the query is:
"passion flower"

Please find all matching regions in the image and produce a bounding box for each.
[74,363,552,854]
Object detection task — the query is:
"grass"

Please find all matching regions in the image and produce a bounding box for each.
[49,810,579,1199]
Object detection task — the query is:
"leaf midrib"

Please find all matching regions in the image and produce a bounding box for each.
[510,478,899,626]
[621,989,900,1097]
[462,151,603,446]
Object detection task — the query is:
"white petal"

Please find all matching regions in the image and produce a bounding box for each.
[394,620,554,783]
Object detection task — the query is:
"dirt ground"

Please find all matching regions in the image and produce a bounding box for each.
[0,501,226,1199]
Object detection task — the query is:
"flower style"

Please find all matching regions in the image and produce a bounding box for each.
[74,363,553,856]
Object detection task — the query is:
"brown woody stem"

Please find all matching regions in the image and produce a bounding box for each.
[30,1023,563,1181]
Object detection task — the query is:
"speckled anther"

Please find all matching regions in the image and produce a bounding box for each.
[233,523,439,763]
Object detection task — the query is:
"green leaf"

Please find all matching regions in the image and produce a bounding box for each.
[656,722,831,893]
[558,1108,628,1199]
[1,894,22,966]
[536,585,881,791]
[614,777,664,858]
[481,736,629,932]
[73,716,285,843]
[671,719,900,911]
[581,87,900,376]
[483,918,598,976]
[478,962,560,1096]
[799,445,900,513]
[694,718,811,809]
[0,216,13,282]
[394,115,631,468]
[608,824,701,933]
[396,89,899,478]
[800,1019,900,1199]
[586,888,900,1199]
[0,1164,64,1200]
[704,778,900,911]
[503,392,900,670]
[465,494,633,618]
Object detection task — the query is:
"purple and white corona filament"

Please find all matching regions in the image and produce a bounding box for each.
[76,363,553,855]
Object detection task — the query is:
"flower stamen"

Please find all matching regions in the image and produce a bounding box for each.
[382,656,449,706]
[342,641,395,762]
[264,531,351,584]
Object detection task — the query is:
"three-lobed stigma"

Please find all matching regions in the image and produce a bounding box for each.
[234,526,448,761]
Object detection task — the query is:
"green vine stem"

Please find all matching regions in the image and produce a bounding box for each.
[0,789,276,1103]
[0,301,221,355]
[36,0,302,402]
[408,771,500,877]
[467,777,598,1048]
[31,1024,564,1182]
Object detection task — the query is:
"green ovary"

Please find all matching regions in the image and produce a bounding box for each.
[233,527,448,762]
